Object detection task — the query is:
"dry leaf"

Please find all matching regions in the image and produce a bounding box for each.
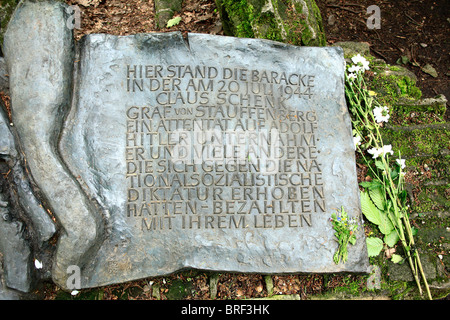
[385,247,396,259]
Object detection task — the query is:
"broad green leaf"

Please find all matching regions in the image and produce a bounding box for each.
[369,186,385,210]
[390,168,399,180]
[391,254,404,264]
[360,191,381,226]
[378,212,394,235]
[361,191,393,235]
[384,229,400,247]
[359,180,382,190]
[366,237,383,257]
[375,160,385,171]
[166,17,182,28]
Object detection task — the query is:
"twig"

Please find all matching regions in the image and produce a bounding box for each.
[326,4,361,15]
[370,48,389,62]
[405,13,422,26]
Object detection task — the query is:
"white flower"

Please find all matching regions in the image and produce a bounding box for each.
[347,72,357,80]
[351,54,370,72]
[353,135,361,149]
[348,65,362,73]
[367,145,394,159]
[71,290,80,296]
[351,54,365,65]
[367,147,381,159]
[361,59,370,71]
[396,158,406,169]
[381,144,394,156]
[373,106,390,123]
[34,259,43,269]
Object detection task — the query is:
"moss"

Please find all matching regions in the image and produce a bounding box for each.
[218,0,255,38]
[217,0,326,46]
[414,184,450,214]
[0,0,19,50]
[382,125,450,158]
[289,0,326,46]
[390,95,447,126]
[370,74,422,105]
[166,279,194,300]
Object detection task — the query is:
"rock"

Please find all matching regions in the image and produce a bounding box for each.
[57,32,367,288]
[3,0,104,289]
[0,0,20,53]
[0,57,8,93]
[1,94,56,247]
[332,41,370,58]
[388,252,436,282]
[0,106,15,159]
[209,273,219,299]
[367,265,381,290]
[0,194,32,293]
[4,3,368,290]
[421,63,438,78]
[154,0,183,29]
[215,0,326,46]
[264,275,274,296]
[151,282,161,300]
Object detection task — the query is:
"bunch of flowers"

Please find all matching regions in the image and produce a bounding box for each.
[342,53,432,299]
[330,207,358,265]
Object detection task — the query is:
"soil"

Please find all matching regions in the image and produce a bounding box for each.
[316,0,450,120]
[2,0,448,300]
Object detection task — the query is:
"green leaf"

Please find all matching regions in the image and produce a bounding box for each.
[369,186,385,210]
[359,180,382,190]
[366,237,383,257]
[375,160,385,171]
[390,169,399,180]
[360,191,393,235]
[166,17,181,28]
[391,254,404,264]
[384,229,400,247]
[378,211,394,235]
[360,191,381,226]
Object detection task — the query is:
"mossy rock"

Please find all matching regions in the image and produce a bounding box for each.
[382,123,450,159]
[390,95,447,126]
[333,41,370,58]
[0,0,20,53]
[166,279,194,300]
[154,0,183,29]
[369,63,422,105]
[215,0,326,46]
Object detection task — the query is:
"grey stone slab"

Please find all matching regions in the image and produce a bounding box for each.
[4,1,369,290]
[3,0,104,289]
[1,104,56,246]
[57,32,369,288]
[0,106,15,159]
[0,194,32,293]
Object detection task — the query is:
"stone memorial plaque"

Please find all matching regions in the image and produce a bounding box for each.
[4,2,369,289]
[59,32,368,288]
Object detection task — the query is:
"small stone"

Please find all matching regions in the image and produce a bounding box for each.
[264,275,274,296]
[328,14,336,25]
[209,273,219,299]
[421,64,438,77]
